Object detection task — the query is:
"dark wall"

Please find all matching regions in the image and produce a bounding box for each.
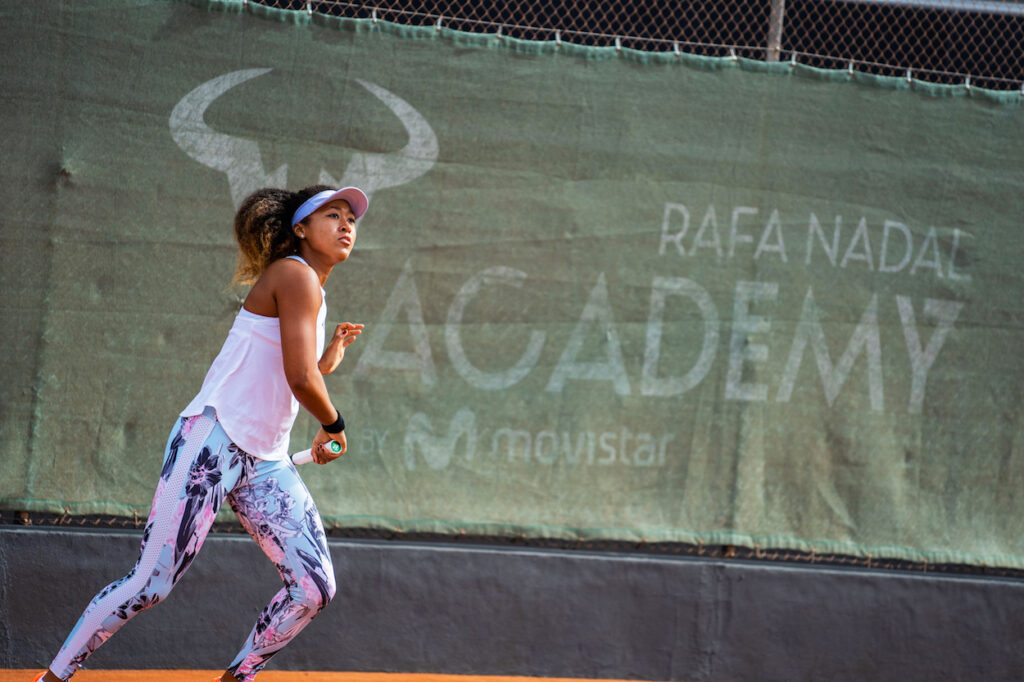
[3,527,1022,680]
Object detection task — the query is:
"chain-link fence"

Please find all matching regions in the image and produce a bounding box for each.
[250,0,1024,91]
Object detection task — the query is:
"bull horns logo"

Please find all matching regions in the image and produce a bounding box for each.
[170,68,438,207]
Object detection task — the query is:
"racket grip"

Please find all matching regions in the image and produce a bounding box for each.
[291,449,315,465]
[291,440,343,465]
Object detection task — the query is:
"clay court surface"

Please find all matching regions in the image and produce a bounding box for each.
[1,673,644,682]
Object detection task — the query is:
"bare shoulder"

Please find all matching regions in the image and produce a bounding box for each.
[245,257,320,317]
[264,256,318,286]
[266,257,321,310]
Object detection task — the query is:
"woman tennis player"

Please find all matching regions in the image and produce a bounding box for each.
[35,185,368,682]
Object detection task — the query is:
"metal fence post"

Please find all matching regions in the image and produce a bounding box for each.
[767,0,786,61]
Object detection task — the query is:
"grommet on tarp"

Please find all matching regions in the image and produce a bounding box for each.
[305,1,312,16]
[729,47,738,61]
[905,68,912,83]
[495,25,502,40]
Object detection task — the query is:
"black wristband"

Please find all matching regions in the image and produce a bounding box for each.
[321,410,345,434]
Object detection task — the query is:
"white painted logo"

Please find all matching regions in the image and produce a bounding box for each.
[170,69,438,206]
[404,408,477,470]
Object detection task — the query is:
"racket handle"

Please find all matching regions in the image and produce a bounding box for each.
[291,439,343,465]
[291,449,315,465]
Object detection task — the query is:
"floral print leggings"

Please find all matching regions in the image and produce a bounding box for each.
[49,406,336,681]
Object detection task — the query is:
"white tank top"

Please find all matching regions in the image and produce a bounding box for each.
[181,255,326,460]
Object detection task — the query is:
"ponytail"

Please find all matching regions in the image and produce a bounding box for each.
[232,184,332,285]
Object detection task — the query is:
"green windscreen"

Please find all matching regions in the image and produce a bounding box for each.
[2,0,1023,568]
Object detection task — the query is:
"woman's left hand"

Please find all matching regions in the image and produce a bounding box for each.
[318,322,364,375]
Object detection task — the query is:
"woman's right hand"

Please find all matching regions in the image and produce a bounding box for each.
[311,426,346,465]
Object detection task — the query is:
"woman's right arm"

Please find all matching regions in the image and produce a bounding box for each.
[274,261,346,461]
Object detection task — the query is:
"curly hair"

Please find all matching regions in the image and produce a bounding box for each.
[231,184,333,285]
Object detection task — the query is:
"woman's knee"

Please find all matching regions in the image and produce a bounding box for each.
[296,564,336,613]
[97,564,174,621]
[109,573,173,621]
[113,588,165,619]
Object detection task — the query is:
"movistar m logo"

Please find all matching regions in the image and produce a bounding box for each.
[404,408,477,470]
[169,69,438,206]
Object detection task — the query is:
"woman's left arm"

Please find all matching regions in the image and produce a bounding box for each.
[319,322,364,375]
